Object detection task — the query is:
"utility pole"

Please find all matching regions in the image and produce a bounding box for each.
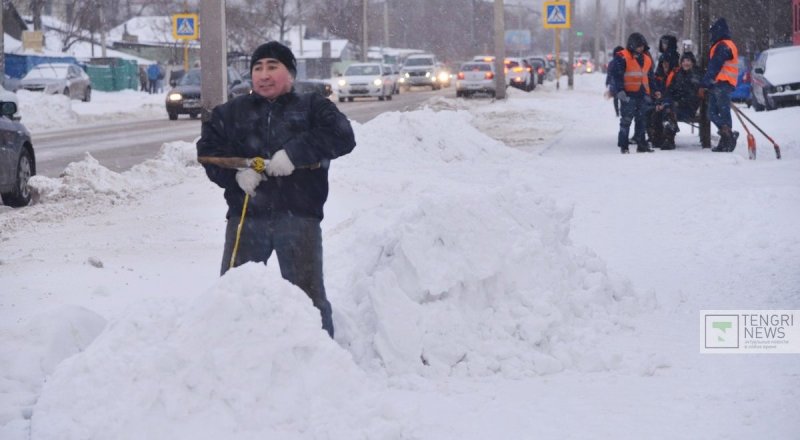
[200,0,227,122]
[383,1,389,48]
[98,2,107,57]
[594,0,600,64]
[698,0,710,148]
[362,0,368,62]
[493,0,506,99]
[567,0,574,89]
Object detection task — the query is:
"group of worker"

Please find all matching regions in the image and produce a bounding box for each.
[606,17,739,154]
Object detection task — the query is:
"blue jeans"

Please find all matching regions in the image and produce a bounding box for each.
[618,95,647,147]
[707,83,733,130]
[221,213,333,337]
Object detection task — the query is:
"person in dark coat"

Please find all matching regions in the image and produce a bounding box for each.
[196,41,356,338]
[700,17,740,152]
[607,32,656,154]
[668,52,703,122]
[647,36,681,149]
[605,46,625,117]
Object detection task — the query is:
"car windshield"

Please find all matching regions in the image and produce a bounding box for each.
[24,65,69,80]
[345,65,380,76]
[461,63,491,72]
[405,57,434,67]
[179,69,202,86]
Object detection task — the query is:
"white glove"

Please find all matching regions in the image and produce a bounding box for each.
[266,149,295,177]
[235,168,264,196]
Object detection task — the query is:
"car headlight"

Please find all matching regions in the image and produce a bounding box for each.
[438,72,449,82]
[425,71,431,78]
[167,93,183,101]
[776,85,784,92]
[337,79,347,87]
[373,78,383,86]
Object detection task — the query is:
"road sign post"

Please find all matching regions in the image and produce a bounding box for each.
[543,1,571,91]
[173,13,199,72]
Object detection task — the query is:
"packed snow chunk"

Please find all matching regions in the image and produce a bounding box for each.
[0,306,106,427]
[332,186,643,378]
[29,263,399,440]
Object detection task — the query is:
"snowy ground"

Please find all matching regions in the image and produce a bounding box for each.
[1,75,798,439]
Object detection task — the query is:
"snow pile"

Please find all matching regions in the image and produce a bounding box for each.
[17,90,166,132]
[30,264,403,440]
[0,142,200,236]
[322,109,647,377]
[0,306,106,433]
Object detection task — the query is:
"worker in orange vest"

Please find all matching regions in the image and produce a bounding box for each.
[608,32,656,154]
[700,17,739,152]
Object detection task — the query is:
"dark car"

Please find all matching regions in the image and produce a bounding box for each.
[750,45,800,112]
[165,67,250,120]
[526,57,547,84]
[294,79,333,97]
[0,96,35,207]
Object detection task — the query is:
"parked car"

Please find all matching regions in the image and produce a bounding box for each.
[3,74,21,92]
[750,45,800,112]
[165,67,250,120]
[19,63,92,102]
[0,88,35,207]
[730,57,752,106]
[455,61,498,98]
[336,63,394,102]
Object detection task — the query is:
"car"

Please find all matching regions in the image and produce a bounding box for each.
[455,61,498,98]
[526,57,547,84]
[336,63,393,102]
[165,67,250,120]
[19,63,92,102]
[0,88,35,207]
[505,57,536,91]
[399,54,441,90]
[3,74,21,92]
[750,45,800,112]
[730,57,752,106]
[294,79,333,97]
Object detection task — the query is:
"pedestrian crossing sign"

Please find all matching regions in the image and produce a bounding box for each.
[543,1,571,29]
[172,13,199,40]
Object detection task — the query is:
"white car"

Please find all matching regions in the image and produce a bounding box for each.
[336,63,393,102]
[505,57,536,92]
[19,63,92,102]
[455,61,498,98]
[751,45,800,111]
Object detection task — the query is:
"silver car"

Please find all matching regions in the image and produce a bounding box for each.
[456,62,498,98]
[19,63,92,102]
[0,89,35,207]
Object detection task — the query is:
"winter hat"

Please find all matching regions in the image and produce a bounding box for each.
[680,51,697,65]
[626,32,648,52]
[250,41,297,77]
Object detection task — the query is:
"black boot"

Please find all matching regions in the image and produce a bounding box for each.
[636,142,654,153]
[713,125,733,152]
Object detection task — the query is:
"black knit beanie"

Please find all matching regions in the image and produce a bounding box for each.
[250,41,297,77]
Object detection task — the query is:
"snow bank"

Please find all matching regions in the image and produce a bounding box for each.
[30,264,403,440]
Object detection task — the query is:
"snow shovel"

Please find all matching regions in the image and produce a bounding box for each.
[730,103,782,160]
[197,156,322,269]
[731,104,757,160]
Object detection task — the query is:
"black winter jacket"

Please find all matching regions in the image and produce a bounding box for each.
[197,90,356,220]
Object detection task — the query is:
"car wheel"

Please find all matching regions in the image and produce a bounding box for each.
[338,97,345,103]
[168,112,178,120]
[752,91,765,112]
[63,87,70,98]
[1,147,34,207]
[347,97,354,102]
[378,95,385,101]
[189,112,200,119]
[82,87,91,102]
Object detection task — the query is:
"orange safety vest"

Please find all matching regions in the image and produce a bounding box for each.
[621,50,652,94]
[665,67,680,88]
[709,40,739,86]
